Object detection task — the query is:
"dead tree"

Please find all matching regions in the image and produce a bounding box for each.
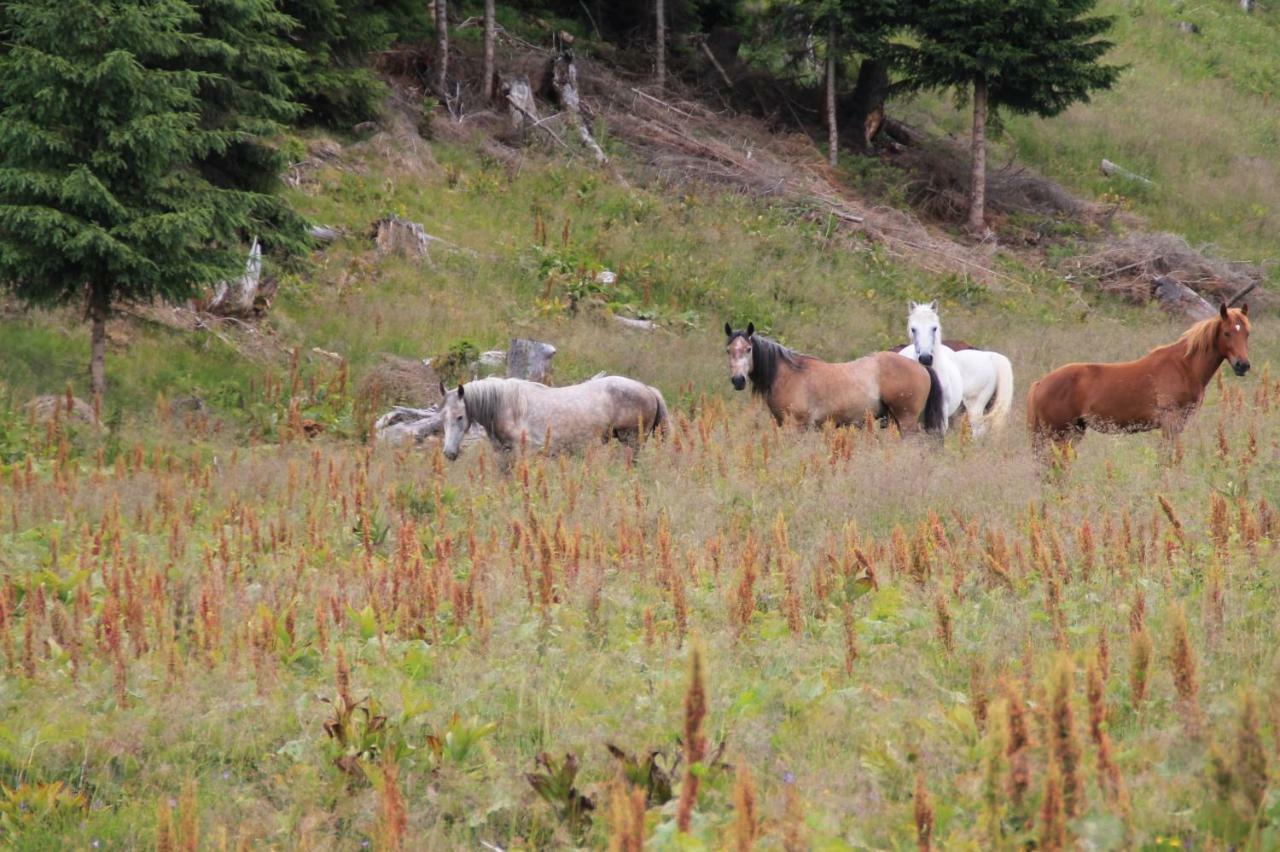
[548,52,608,164]
[1153,276,1215,321]
[846,59,890,150]
[968,74,989,236]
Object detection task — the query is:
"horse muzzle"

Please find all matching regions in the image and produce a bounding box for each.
[918,353,933,367]
[731,375,746,391]
[443,448,459,461]
[1233,359,1251,376]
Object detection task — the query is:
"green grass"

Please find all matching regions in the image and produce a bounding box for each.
[895,0,1280,270]
[0,5,1278,846]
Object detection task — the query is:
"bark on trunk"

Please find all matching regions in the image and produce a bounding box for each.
[654,0,666,90]
[435,0,449,96]
[507,339,557,383]
[847,58,890,150]
[482,0,496,101]
[825,19,838,168]
[967,74,988,236]
[88,283,109,403]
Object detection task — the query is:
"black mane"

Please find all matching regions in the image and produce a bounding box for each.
[728,331,806,396]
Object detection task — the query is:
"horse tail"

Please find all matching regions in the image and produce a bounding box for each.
[649,387,670,437]
[987,354,1015,431]
[922,365,947,435]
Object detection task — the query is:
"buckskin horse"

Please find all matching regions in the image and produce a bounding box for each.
[725,322,946,434]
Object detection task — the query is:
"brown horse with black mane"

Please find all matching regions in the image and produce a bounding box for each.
[725,323,947,434]
[1027,304,1251,456]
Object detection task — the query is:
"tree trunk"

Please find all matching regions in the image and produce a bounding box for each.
[826,19,838,167]
[967,74,988,236]
[847,58,890,151]
[654,0,666,90]
[482,0,495,101]
[88,282,109,403]
[507,339,557,383]
[435,0,449,96]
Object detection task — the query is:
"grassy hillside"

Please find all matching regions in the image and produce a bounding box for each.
[2,5,1280,849]
[898,0,1280,269]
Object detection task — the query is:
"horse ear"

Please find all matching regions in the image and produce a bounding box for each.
[457,382,465,399]
[929,300,939,312]
[439,381,446,397]
[908,300,917,311]
[1220,303,1230,320]
[746,322,755,337]
[724,322,733,337]
[1242,302,1249,316]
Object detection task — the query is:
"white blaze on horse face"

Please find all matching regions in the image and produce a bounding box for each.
[441,389,469,460]
[907,302,941,362]
[727,335,752,390]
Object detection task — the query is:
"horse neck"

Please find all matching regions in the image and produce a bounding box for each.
[750,338,802,397]
[1180,339,1225,390]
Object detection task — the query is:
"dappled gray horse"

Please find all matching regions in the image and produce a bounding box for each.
[440,375,669,461]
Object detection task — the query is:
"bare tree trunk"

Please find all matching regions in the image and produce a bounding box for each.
[847,58,890,151]
[88,282,109,403]
[826,18,838,167]
[967,74,988,236]
[435,0,449,96]
[482,0,495,101]
[654,0,666,90]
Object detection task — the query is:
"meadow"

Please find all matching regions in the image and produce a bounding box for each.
[2,307,1279,848]
[2,3,1280,844]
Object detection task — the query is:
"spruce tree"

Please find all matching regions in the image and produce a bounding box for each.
[0,0,296,399]
[901,0,1122,234]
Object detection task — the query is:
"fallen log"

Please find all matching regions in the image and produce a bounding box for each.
[613,316,658,332]
[1100,158,1153,186]
[1153,275,1215,320]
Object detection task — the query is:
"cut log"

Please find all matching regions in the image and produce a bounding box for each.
[1100,159,1153,186]
[506,338,556,383]
[371,215,432,260]
[207,238,262,317]
[1153,275,1215,321]
[547,51,608,164]
[309,225,342,243]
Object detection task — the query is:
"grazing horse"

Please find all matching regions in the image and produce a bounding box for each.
[898,301,1015,436]
[724,322,946,433]
[1027,304,1251,455]
[440,375,668,461]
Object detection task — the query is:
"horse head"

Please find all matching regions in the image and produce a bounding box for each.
[441,381,470,460]
[724,321,755,391]
[1217,303,1251,376]
[907,301,941,367]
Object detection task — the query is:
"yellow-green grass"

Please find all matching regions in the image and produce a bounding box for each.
[895,0,1280,269]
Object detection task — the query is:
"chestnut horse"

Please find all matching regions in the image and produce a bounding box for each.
[1027,304,1251,455]
[725,323,946,433]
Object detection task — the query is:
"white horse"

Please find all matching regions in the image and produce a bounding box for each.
[440,375,668,461]
[898,301,1014,436]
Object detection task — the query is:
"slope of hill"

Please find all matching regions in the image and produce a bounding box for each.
[1,7,1279,849]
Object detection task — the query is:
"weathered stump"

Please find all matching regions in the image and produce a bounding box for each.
[506,339,556,383]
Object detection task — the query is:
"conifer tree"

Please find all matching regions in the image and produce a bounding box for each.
[0,0,299,399]
[901,0,1121,234]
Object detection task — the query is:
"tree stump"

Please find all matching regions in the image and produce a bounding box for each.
[506,339,556,383]
[547,51,608,164]
[504,76,539,134]
[207,238,262,317]
[371,215,432,260]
